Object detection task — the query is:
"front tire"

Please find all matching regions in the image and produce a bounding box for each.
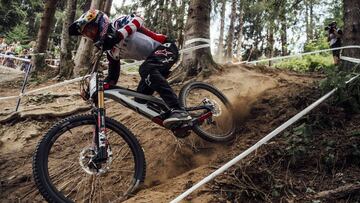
[33,114,146,203]
[179,81,236,142]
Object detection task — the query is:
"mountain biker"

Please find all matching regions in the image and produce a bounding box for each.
[69,9,191,127]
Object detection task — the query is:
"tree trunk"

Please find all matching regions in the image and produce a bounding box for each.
[236,3,244,60]
[267,22,275,66]
[305,1,310,43]
[309,0,314,40]
[176,0,188,49]
[342,0,360,69]
[225,0,237,60]
[171,0,220,83]
[217,0,226,59]
[280,3,287,56]
[58,0,77,79]
[73,0,103,76]
[104,0,113,16]
[28,14,36,38]
[32,0,57,73]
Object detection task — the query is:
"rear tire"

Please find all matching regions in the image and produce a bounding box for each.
[179,81,236,142]
[33,114,146,203]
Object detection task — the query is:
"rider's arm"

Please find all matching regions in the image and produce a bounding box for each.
[117,15,144,40]
[138,26,167,44]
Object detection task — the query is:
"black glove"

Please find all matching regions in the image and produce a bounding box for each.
[102,34,120,50]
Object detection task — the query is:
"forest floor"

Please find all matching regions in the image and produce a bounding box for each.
[0,64,359,202]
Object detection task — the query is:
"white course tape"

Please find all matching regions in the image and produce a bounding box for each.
[171,74,360,203]
[340,56,360,64]
[0,53,31,62]
[185,38,211,46]
[0,95,19,101]
[25,76,88,95]
[233,45,360,65]
[179,44,211,54]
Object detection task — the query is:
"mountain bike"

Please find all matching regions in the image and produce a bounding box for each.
[32,49,236,202]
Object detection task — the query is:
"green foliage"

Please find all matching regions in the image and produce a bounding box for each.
[303,34,329,52]
[0,0,26,35]
[274,54,334,72]
[320,66,360,114]
[284,123,313,165]
[5,24,29,44]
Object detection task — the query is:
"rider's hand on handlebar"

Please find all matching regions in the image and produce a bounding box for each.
[95,27,122,51]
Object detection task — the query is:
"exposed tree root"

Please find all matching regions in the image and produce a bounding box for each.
[313,184,360,199]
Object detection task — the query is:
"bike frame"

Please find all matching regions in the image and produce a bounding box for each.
[104,85,170,126]
[88,51,213,162]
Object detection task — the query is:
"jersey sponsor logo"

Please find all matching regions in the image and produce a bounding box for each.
[161,57,174,64]
[154,49,173,57]
[145,75,152,86]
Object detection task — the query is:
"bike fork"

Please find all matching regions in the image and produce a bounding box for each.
[93,80,108,162]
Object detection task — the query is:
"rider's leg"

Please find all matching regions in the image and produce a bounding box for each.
[104,52,120,85]
[137,42,191,126]
[135,79,155,104]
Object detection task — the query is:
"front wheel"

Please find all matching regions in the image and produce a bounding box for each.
[33,114,146,203]
[179,81,236,142]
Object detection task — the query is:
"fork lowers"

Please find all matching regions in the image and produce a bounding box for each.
[96,80,108,161]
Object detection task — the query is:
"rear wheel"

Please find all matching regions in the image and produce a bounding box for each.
[33,114,146,203]
[179,81,236,142]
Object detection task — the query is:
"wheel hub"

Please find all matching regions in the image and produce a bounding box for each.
[203,98,222,117]
[79,146,113,175]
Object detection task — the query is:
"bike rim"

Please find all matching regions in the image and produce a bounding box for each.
[184,87,234,138]
[45,123,137,202]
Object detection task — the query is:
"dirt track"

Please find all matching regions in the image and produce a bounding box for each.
[1,64,348,202]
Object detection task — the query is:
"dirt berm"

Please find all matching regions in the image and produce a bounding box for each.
[1,64,358,202]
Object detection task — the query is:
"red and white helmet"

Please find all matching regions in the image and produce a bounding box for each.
[69,9,110,41]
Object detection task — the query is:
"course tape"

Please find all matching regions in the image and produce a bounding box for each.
[184,38,211,46]
[0,53,31,63]
[340,55,360,64]
[0,76,89,101]
[234,45,360,65]
[170,74,360,203]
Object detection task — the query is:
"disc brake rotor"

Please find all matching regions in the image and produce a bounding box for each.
[203,98,222,117]
[79,146,113,175]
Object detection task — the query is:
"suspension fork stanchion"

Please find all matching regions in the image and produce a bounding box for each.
[96,79,108,161]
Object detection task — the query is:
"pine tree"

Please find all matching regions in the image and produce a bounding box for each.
[225,0,237,60]
[32,0,58,73]
[217,0,226,59]
[170,0,220,83]
[58,0,77,79]
[342,0,360,69]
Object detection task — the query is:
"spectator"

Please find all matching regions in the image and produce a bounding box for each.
[3,46,16,68]
[326,21,343,65]
[20,49,31,73]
